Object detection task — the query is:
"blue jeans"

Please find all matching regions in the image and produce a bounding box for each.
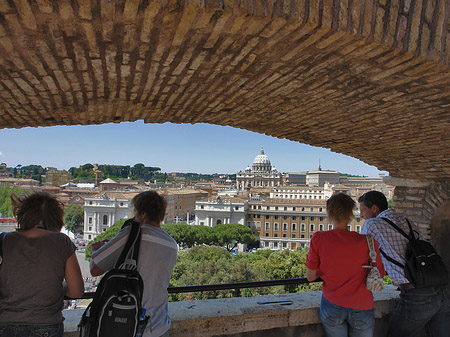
[319,295,375,337]
[0,323,63,337]
[387,286,450,337]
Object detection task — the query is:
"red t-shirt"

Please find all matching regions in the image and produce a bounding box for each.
[306,229,385,310]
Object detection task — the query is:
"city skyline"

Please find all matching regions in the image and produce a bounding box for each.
[1,121,388,177]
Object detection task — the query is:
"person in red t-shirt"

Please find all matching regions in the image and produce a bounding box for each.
[306,192,385,337]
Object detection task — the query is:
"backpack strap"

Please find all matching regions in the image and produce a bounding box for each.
[379,248,405,268]
[381,217,409,239]
[378,217,410,268]
[114,220,141,269]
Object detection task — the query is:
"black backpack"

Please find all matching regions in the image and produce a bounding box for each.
[380,217,449,289]
[79,220,149,337]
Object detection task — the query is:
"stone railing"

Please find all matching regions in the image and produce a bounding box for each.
[63,285,403,337]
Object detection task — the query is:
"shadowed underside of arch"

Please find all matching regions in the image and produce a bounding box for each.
[0,0,449,181]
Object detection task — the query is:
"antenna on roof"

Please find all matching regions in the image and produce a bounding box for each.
[318,158,322,171]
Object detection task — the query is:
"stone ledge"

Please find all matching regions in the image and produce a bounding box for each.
[63,285,400,337]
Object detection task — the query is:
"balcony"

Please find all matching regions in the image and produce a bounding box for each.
[62,285,409,337]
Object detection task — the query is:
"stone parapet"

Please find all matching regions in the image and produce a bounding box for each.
[63,286,401,337]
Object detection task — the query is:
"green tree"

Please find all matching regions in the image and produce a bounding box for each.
[213,224,255,251]
[64,204,84,232]
[0,184,26,217]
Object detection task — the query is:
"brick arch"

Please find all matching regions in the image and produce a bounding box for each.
[0,1,449,182]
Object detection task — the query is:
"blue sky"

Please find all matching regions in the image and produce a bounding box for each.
[1,121,387,176]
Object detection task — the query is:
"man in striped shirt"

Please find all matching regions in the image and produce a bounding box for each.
[359,191,449,337]
[90,191,178,337]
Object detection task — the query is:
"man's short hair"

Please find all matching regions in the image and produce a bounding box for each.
[358,191,388,212]
[132,191,167,223]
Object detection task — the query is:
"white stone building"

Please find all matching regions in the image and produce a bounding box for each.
[83,192,137,241]
[194,195,248,227]
[236,148,282,189]
[270,186,326,200]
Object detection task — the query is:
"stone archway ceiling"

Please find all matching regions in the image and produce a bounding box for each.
[0,0,449,181]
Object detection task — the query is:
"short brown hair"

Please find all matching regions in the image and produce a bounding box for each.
[132,191,167,223]
[326,192,356,224]
[12,192,65,231]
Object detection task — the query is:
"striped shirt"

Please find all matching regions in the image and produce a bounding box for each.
[361,208,421,285]
[91,224,178,337]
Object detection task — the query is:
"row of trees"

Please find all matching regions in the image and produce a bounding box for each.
[69,163,162,181]
[162,223,256,251]
[84,221,256,259]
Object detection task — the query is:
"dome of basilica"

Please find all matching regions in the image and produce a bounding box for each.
[253,148,271,166]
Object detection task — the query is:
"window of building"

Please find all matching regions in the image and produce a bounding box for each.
[217,219,222,225]
[274,234,278,238]
[103,215,108,225]
[310,207,313,211]
[293,207,296,211]
[292,223,297,231]
[274,223,279,231]
[88,217,92,224]
[302,207,305,211]
[266,215,269,219]
[282,242,287,248]
[89,201,92,205]
[357,218,361,222]
[328,224,333,230]
[319,207,323,212]
[356,225,361,233]
[347,225,351,231]
[265,222,270,231]
[320,217,323,221]
[283,223,288,231]
[311,216,314,221]
[284,207,287,211]
[200,222,204,226]
[283,234,287,238]
[247,221,251,226]
[88,226,92,231]
[201,205,204,209]
[283,215,287,220]
[301,223,306,232]
[265,233,269,237]
[275,206,278,210]
[302,216,306,220]
[265,241,270,247]
[120,202,124,206]
[88,235,92,240]
[235,206,239,210]
[319,224,324,231]
[292,234,296,238]
[310,224,315,232]
[267,206,270,210]
[293,216,296,220]
[274,215,278,220]
[274,242,278,247]
[258,205,261,210]
[301,234,304,238]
